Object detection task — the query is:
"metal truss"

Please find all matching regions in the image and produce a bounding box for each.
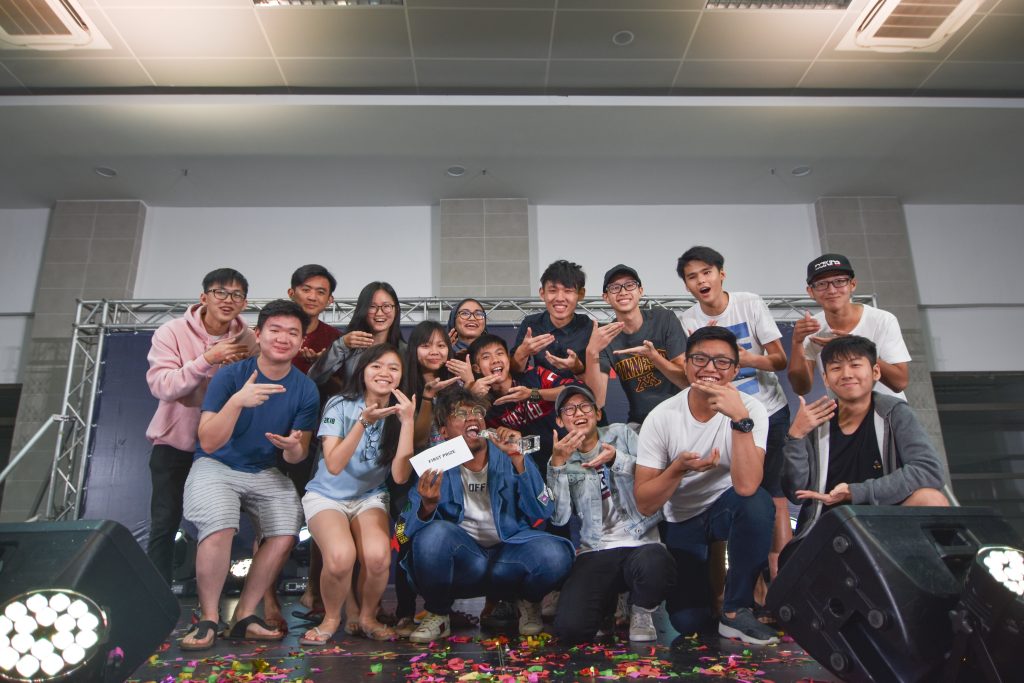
[47,293,874,520]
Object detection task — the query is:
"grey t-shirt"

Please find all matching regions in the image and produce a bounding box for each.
[599,308,687,424]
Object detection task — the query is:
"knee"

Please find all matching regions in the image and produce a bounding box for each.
[904,487,950,507]
[734,488,775,526]
[534,538,574,576]
[260,535,295,560]
[415,520,459,548]
[322,548,356,578]
[361,546,392,577]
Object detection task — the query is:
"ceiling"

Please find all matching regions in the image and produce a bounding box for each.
[0,0,1022,208]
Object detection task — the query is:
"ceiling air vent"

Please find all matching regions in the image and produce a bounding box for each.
[0,0,109,50]
[837,0,984,52]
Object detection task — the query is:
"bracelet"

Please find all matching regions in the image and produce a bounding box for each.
[359,417,372,430]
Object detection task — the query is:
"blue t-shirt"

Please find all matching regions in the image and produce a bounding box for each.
[196,357,320,473]
[306,396,390,501]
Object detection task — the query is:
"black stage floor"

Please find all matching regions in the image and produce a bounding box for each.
[128,593,837,682]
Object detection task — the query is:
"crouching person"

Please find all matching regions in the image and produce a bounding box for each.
[548,385,675,644]
[401,386,574,643]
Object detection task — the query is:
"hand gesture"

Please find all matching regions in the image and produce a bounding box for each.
[792,311,821,345]
[467,373,500,399]
[737,346,757,368]
[809,331,842,349]
[445,358,474,384]
[417,469,443,515]
[788,396,836,439]
[519,327,555,356]
[423,376,459,399]
[796,483,851,506]
[668,448,720,475]
[393,389,417,424]
[613,339,659,361]
[204,335,249,365]
[343,330,375,349]
[551,428,585,466]
[360,403,399,425]
[233,371,285,408]
[544,348,579,373]
[448,327,460,346]
[299,346,325,364]
[266,429,303,451]
[493,427,524,458]
[586,320,623,355]
[493,385,533,406]
[581,442,617,469]
[689,380,747,421]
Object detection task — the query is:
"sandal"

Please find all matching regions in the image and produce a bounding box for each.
[292,607,326,623]
[224,614,285,642]
[361,623,396,641]
[343,622,362,637]
[181,620,219,651]
[265,615,288,634]
[299,626,336,646]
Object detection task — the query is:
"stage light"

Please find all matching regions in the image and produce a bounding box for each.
[230,558,253,579]
[0,590,109,682]
[298,526,311,543]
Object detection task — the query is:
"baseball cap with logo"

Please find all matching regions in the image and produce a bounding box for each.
[602,264,642,292]
[806,253,855,284]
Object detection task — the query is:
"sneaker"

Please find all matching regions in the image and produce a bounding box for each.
[408,612,450,643]
[718,607,780,645]
[517,599,544,636]
[541,591,559,620]
[480,600,516,632]
[629,605,658,642]
[614,592,629,627]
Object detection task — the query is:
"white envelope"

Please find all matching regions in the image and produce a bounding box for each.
[410,435,474,477]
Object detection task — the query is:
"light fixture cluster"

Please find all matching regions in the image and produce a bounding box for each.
[980,546,1024,597]
[230,558,253,579]
[0,590,107,681]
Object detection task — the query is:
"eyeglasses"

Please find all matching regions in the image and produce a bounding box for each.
[810,276,852,292]
[605,280,640,295]
[686,353,738,370]
[368,303,396,314]
[452,406,486,420]
[558,402,595,417]
[206,288,246,303]
[456,309,486,320]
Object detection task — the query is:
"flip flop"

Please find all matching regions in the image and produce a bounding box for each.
[265,615,289,633]
[292,607,326,623]
[298,626,336,646]
[180,620,219,651]
[343,622,362,637]
[361,623,396,641]
[223,614,285,642]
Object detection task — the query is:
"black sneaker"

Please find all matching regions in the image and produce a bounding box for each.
[480,600,516,633]
[718,607,780,645]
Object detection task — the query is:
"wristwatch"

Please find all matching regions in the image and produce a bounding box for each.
[730,417,755,433]
[529,389,541,402]
[359,417,373,430]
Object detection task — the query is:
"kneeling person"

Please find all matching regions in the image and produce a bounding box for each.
[181,300,320,650]
[783,335,948,537]
[548,385,675,644]
[401,386,575,643]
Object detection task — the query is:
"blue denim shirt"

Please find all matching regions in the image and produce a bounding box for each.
[547,424,663,552]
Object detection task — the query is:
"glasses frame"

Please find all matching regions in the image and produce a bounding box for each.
[604,280,640,295]
[686,353,738,370]
[368,303,396,314]
[456,309,487,320]
[558,401,596,417]
[809,276,852,292]
[205,288,246,303]
[451,407,486,421]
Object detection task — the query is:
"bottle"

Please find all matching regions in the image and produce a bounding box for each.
[479,429,541,455]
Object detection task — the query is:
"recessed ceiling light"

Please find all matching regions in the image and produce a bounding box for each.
[93,166,117,178]
[791,166,812,177]
[611,30,634,47]
[446,166,466,178]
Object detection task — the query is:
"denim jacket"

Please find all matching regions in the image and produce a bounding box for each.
[547,424,663,552]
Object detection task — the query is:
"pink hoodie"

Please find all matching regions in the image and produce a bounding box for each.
[145,304,257,452]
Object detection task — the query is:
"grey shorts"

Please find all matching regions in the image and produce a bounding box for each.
[302,489,390,524]
[183,457,303,543]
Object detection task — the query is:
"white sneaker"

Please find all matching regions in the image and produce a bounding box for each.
[629,605,658,642]
[408,612,450,643]
[517,599,544,636]
[541,591,559,619]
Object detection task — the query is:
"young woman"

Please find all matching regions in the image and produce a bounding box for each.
[446,298,487,360]
[299,344,416,645]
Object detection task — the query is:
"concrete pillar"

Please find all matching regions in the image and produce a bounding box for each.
[438,198,532,299]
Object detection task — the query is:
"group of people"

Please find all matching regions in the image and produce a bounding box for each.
[144,248,950,651]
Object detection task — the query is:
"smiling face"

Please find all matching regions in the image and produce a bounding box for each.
[454,300,486,341]
[255,314,303,364]
[366,288,397,335]
[472,342,510,382]
[539,282,582,327]
[602,274,643,314]
[288,275,333,319]
[439,401,488,451]
[685,339,740,387]
[681,260,726,308]
[200,278,247,328]
[363,350,403,400]
[807,274,856,314]
[555,392,601,437]
[823,352,880,402]
[417,329,449,372]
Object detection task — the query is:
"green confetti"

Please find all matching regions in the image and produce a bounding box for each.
[370,662,383,673]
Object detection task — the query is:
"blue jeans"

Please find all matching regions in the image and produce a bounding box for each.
[407,520,574,615]
[661,487,774,634]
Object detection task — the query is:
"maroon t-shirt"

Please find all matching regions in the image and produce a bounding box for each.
[292,320,342,374]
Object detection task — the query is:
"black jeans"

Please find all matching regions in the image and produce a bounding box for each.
[147,445,194,585]
[554,543,676,645]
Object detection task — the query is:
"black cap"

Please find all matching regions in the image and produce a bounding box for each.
[806,253,855,283]
[554,384,598,414]
[602,264,641,292]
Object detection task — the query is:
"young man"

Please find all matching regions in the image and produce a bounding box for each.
[145,267,256,585]
[401,386,575,643]
[677,246,791,578]
[548,385,676,644]
[511,260,592,379]
[287,264,340,377]
[789,253,911,400]
[783,336,948,538]
[179,299,320,650]
[584,264,688,427]
[635,326,777,645]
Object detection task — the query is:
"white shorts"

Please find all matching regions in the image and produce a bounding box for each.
[302,489,390,524]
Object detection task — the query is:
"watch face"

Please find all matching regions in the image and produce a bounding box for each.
[732,418,754,433]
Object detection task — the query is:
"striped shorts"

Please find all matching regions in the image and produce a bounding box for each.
[183,457,303,543]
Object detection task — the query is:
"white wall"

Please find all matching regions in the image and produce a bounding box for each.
[906,204,1024,372]
[0,209,48,383]
[135,206,434,300]
[536,205,818,296]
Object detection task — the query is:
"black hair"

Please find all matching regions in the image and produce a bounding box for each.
[432,384,491,429]
[467,333,509,369]
[335,343,404,466]
[821,335,878,367]
[676,246,725,279]
[348,281,403,347]
[540,260,586,290]
[685,325,740,362]
[447,298,488,334]
[256,299,310,334]
[290,264,337,294]
[402,321,453,400]
[203,268,249,296]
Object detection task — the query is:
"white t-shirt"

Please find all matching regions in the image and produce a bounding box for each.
[636,388,768,523]
[802,304,911,401]
[459,466,501,547]
[680,291,787,415]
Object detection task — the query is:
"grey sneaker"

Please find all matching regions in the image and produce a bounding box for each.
[541,591,559,620]
[719,607,780,645]
[629,605,657,642]
[517,599,544,636]
[408,612,450,643]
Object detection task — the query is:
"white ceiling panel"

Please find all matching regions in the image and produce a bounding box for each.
[1,58,152,88]
[799,60,941,92]
[923,61,1024,92]
[415,58,546,88]
[257,6,412,59]
[408,9,553,59]
[100,7,272,59]
[686,11,846,61]
[948,14,1024,61]
[143,58,284,88]
[547,59,679,90]
[279,58,415,88]
[673,59,808,90]
[550,10,698,60]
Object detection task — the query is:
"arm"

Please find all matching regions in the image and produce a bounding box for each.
[740,339,788,372]
[266,430,313,465]
[782,434,814,504]
[787,312,820,396]
[634,463,686,517]
[546,454,574,527]
[655,351,689,389]
[403,469,444,540]
[197,370,285,453]
[689,383,766,496]
[307,336,354,386]
[390,391,418,485]
[583,348,610,408]
[878,360,910,394]
[146,326,218,402]
[511,452,555,522]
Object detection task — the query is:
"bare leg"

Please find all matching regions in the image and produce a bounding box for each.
[230,535,294,638]
[351,508,394,638]
[182,528,233,648]
[305,510,356,640]
[301,541,325,610]
[768,497,792,581]
[255,537,285,629]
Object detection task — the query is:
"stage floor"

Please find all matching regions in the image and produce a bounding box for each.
[128,593,837,682]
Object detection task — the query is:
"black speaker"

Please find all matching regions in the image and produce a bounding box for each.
[767,506,1023,683]
[0,520,180,681]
